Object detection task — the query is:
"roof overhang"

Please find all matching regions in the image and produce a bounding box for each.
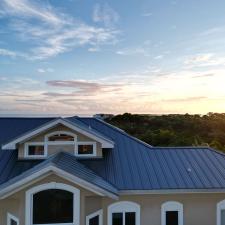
[0,165,118,200]
[119,189,225,195]
[2,118,114,150]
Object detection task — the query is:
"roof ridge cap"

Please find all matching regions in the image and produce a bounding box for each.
[91,118,153,149]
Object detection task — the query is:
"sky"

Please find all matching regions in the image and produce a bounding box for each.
[0,0,225,115]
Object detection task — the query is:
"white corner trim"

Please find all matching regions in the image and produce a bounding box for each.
[25,182,80,225]
[0,165,118,200]
[108,201,140,225]
[2,118,114,150]
[75,142,97,157]
[217,199,225,225]
[86,209,103,225]
[161,201,183,225]
[7,212,19,225]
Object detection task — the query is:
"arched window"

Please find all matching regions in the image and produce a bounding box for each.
[217,199,225,225]
[161,201,183,225]
[25,182,80,225]
[46,131,76,143]
[108,201,140,225]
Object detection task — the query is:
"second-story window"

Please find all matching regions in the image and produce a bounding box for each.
[47,132,75,142]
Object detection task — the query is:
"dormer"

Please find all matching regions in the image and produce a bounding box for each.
[2,118,114,160]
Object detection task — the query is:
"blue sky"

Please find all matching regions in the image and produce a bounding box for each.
[0,0,225,115]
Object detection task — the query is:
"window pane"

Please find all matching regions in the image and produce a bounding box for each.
[125,212,136,225]
[166,211,178,225]
[221,210,225,225]
[112,213,123,225]
[78,145,93,155]
[10,220,17,225]
[49,134,74,141]
[33,189,73,224]
[89,215,99,225]
[28,145,44,156]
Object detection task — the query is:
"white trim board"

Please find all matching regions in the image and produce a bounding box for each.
[2,118,114,150]
[161,201,183,225]
[0,165,118,200]
[86,209,103,225]
[25,182,80,225]
[119,189,225,195]
[108,201,141,225]
[7,213,19,225]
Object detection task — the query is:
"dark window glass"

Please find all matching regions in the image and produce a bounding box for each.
[112,213,123,225]
[166,211,178,225]
[89,215,99,225]
[221,210,225,225]
[33,189,73,224]
[28,145,44,156]
[125,212,136,225]
[78,145,93,155]
[48,134,74,141]
[10,220,17,225]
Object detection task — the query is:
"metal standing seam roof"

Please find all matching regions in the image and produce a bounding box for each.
[0,151,118,196]
[1,117,225,191]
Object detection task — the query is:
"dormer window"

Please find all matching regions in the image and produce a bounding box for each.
[76,142,97,157]
[22,129,99,159]
[46,131,76,143]
[25,142,46,158]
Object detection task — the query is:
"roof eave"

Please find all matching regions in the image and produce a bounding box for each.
[2,118,114,150]
[0,165,118,200]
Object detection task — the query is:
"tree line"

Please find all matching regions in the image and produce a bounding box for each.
[106,113,225,151]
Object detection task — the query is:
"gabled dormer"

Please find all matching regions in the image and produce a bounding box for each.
[2,118,114,160]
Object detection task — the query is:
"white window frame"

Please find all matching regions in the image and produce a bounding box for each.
[24,142,46,159]
[25,182,80,225]
[108,201,140,225]
[45,131,77,145]
[75,142,97,157]
[7,213,19,225]
[217,199,225,225]
[86,209,103,225]
[161,201,183,225]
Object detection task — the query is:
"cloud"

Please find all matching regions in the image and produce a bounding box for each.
[184,53,225,68]
[154,55,164,60]
[0,48,26,58]
[93,3,119,27]
[1,67,225,115]
[46,79,123,96]
[1,0,68,26]
[116,47,150,56]
[142,12,153,17]
[37,68,54,73]
[0,0,120,59]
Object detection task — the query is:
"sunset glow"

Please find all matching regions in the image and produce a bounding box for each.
[0,0,225,115]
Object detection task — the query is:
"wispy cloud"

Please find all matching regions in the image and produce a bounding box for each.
[141,12,153,17]
[184,53,225,68]
[46,80,123,96]
[93,3,119,27]
[0,48,26,58]
[0,0,120,60]
[37,68,54,73]
[116,47,150,56]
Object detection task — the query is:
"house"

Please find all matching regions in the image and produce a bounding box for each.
[1,116,225,225]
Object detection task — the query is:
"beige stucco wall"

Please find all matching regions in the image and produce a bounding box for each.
[1,172,225,225]
[102,193,225,225]
[0,174,103,225]
[18,124,103,159]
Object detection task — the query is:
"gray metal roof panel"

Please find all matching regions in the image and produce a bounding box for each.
[1,117,225,191]
[77,118,225,190]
